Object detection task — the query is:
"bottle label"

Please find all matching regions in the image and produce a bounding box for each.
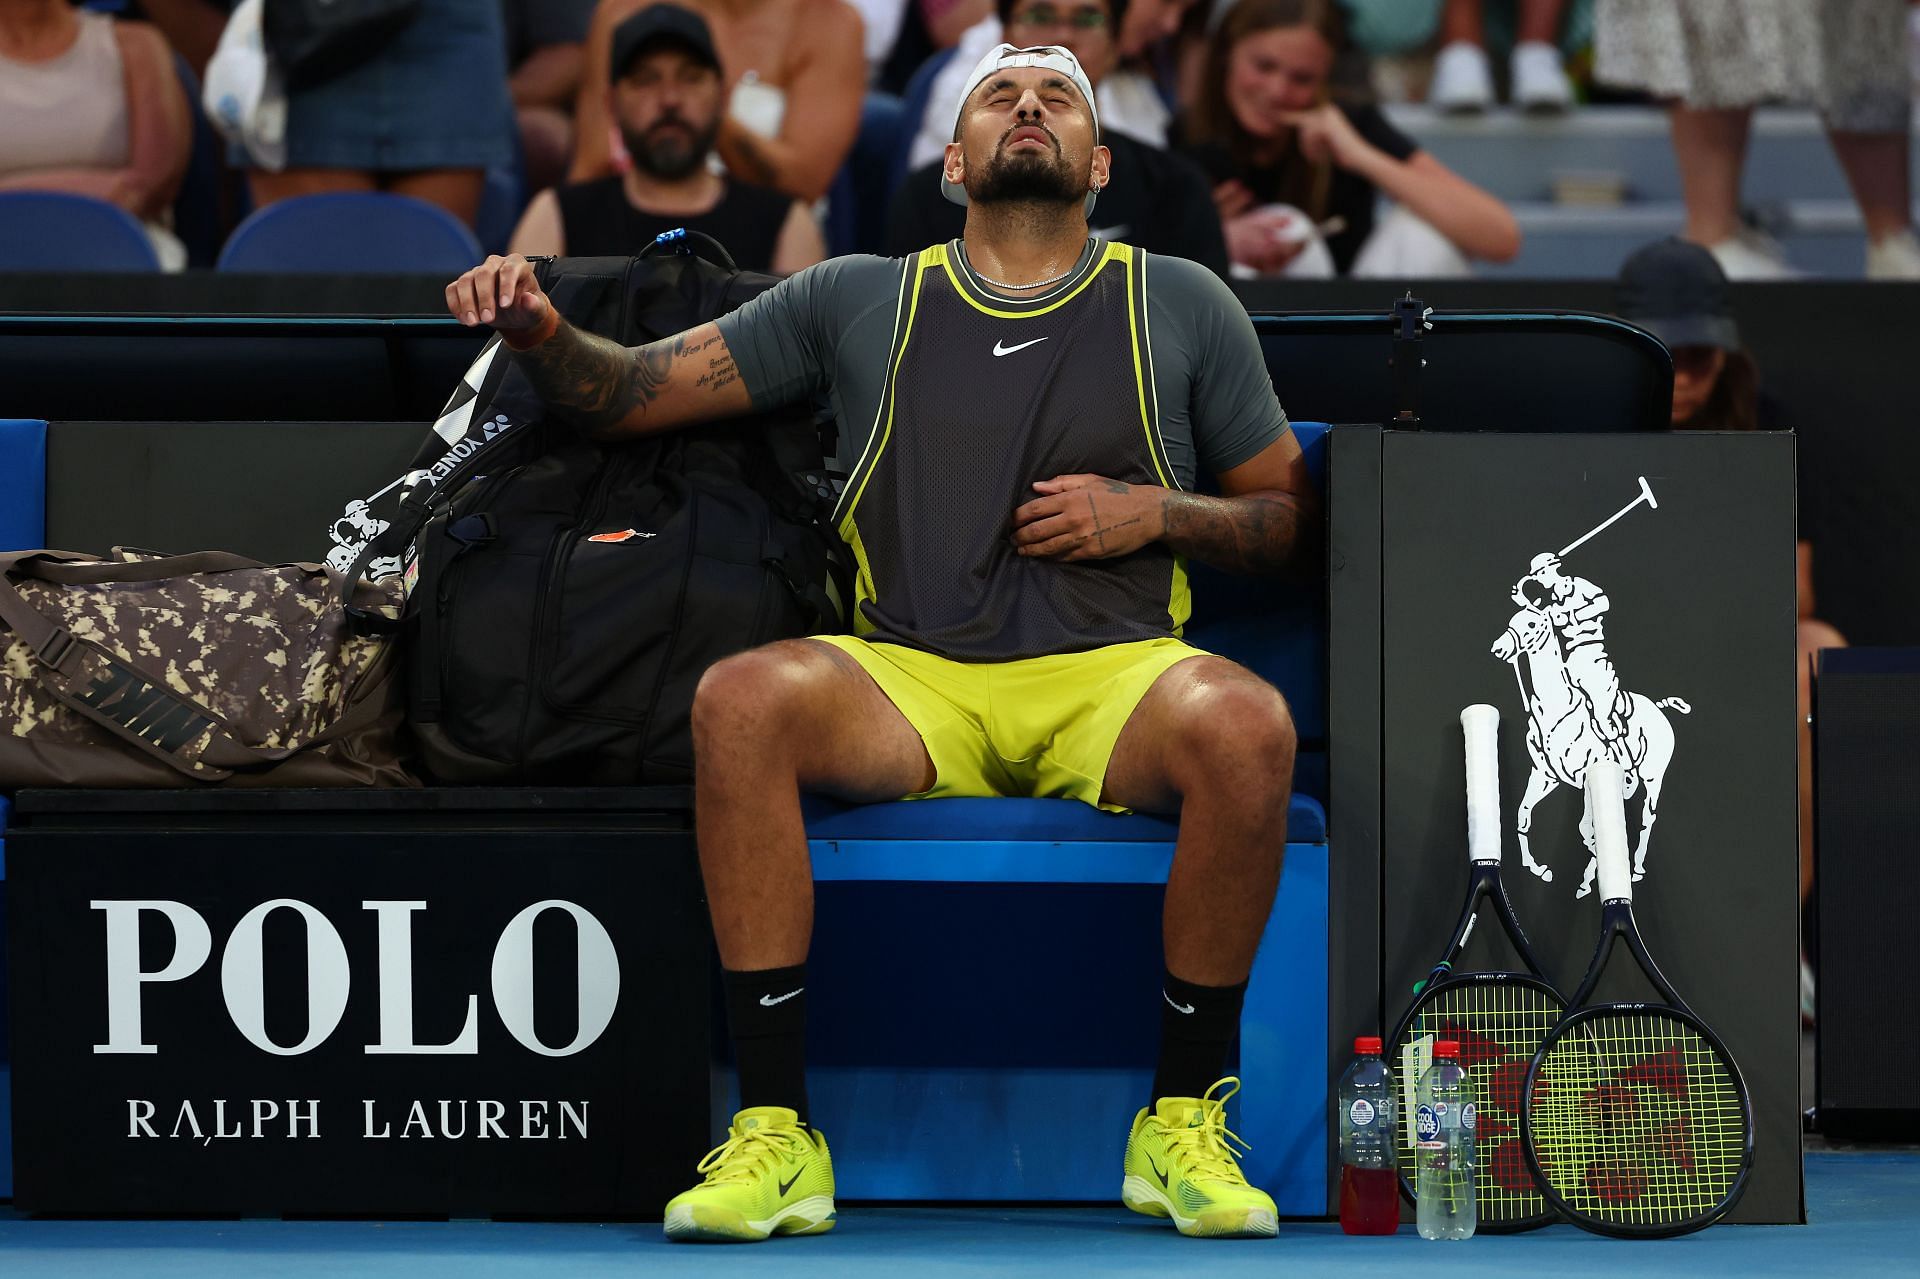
[1349,1098,1376,1127]
[1462,1102,1477,1133]
[1415,1103,1442,1148]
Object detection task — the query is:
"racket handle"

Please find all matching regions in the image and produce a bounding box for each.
[1461,704,1501,864]
[1586,761,1633,902]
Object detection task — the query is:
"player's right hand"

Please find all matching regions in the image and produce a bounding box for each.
[445,254,551,332]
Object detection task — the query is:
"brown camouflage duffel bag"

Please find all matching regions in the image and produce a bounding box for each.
[0,548,415,787]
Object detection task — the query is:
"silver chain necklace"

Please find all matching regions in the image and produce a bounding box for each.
[963,248,1078,293]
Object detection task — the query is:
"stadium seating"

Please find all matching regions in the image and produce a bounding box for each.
[217,192,485,274]
[0,193,162,272]
[1394,104,1920,277]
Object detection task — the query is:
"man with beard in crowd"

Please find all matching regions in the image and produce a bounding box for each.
[509,3,823,271]
[451,42,1310,1243]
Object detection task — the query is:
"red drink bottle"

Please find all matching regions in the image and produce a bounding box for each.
[1337,1035,1400,1235]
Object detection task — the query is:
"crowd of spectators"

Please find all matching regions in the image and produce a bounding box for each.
[0,0,1916,278]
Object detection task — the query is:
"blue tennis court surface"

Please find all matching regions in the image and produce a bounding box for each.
[0,1151,1911,1277]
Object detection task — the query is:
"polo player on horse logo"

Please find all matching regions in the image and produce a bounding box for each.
[1489,479,1691,897]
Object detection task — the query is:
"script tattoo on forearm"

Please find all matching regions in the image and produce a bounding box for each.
[1159,490,1305,574]
[509,324,734,439]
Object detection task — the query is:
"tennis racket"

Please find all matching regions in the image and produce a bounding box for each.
[1387,704,1564,1231]
[1520,762,1754,1237]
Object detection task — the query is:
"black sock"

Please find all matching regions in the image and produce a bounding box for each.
[722,964,810,1125]
[1151,970,1247,1106]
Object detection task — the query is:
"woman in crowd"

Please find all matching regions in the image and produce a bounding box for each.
[1174,0,1518,277]
[248,0,513,228]
[1615,237,1843,1021]
[0,0,190,267]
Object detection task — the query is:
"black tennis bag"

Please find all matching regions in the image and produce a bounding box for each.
[344,234,847,784]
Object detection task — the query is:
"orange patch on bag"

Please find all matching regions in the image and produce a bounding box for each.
[587,528,646,544]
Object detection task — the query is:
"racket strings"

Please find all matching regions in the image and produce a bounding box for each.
[1393,979,1564,1225]
[1527,1011,1746,1227]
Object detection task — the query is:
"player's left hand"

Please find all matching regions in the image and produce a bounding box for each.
[1011,474,1165,562]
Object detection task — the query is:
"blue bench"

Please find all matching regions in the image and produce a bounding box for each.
[799,422,1331,1211]
[0,416,45,1200]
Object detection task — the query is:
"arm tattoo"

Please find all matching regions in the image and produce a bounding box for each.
[1159,490,1307,575]
[509,322,733,440]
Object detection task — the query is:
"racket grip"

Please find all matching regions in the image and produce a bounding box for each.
[1586,762,1633,902]
[1461,704,1501,864]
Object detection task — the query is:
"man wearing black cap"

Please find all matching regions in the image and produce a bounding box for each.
[451,41,1311,1244]
[508,3,823,272]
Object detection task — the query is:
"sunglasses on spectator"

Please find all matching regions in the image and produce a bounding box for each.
[1009,5,1111,31]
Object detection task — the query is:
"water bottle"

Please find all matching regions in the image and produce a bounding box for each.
[1414,1039,1477,1240]
[1337,1035,1399,1234]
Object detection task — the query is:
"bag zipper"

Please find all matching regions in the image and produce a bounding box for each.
[518,451,622,752]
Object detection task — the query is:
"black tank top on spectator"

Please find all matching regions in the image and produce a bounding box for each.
[839,241,1188,661]
[555,175,790,269]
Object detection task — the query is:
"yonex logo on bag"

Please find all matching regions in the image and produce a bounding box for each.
[423,417,519,487]
[75,664,212,755]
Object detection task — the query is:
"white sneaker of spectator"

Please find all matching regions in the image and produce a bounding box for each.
[1866,229,1920,280]
[1706,231,1800,280]
[1510,41,1573,114]
[1430,41,1494,114]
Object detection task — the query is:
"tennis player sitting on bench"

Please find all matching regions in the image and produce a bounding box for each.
[445,42,1315,1243]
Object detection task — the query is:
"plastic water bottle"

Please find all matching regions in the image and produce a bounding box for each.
[1415,1039,1477,1240]
[1337,1035,1399,1234]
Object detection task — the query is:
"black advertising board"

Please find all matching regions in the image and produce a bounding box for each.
[5,794,710,1216]
[1332,429,1802,1223]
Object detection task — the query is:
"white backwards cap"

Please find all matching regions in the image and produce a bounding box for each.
[942,43,1102,217]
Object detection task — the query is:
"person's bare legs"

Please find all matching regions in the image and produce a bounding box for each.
[1671,105,1753,247]
[1441,0,1486,47]
[1516,0,1566,44]
[248,167,377,209]
[691,638,934,971]
[1826,129,1914,245]
[1103,655,1296,988]
[249,168,487,228]
[386,168,487,228]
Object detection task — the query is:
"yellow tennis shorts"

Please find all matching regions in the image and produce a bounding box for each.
[811,633,1210,813]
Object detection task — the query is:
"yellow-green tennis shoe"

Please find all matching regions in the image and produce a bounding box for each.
[1122,1077,1278,1238]
[663,1106,836,1243]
